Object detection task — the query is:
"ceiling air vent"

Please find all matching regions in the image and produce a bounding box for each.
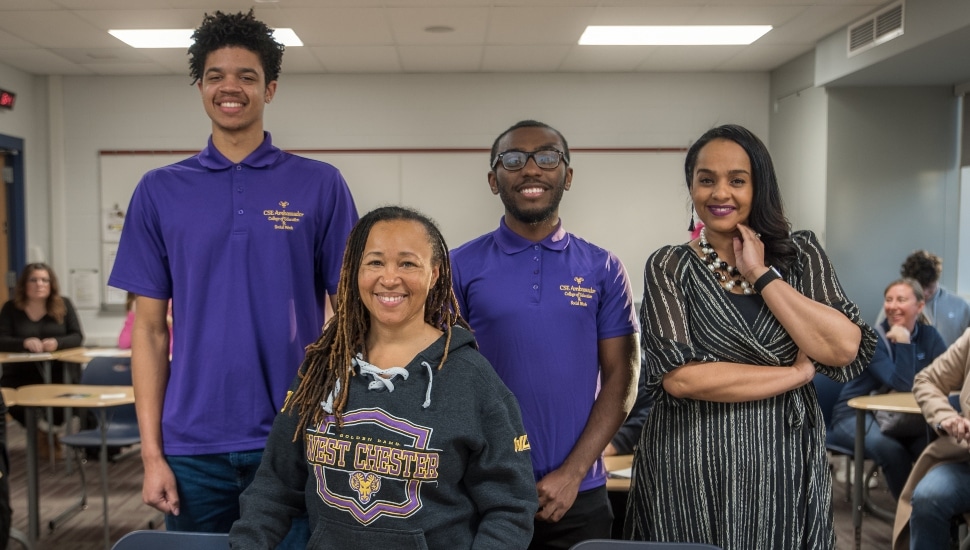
[847,1,904,57]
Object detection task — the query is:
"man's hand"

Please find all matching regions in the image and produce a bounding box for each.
[534,467,582,523]
[142,456,181,516]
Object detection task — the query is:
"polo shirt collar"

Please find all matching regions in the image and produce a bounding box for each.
[198,131,282,170]
[494,216,570,254]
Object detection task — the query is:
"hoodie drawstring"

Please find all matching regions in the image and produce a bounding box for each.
[320,355,434,412]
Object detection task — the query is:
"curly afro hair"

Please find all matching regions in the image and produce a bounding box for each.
[900,250,942,288]
[188,9,284,85]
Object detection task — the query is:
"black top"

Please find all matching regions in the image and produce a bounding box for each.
[0,299,83,352]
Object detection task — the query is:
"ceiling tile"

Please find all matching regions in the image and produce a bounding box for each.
[560,45,655,72]
[481,45,570,72]
[261,8,393,46]
[310,46,401,73]
[398,45,483,72]
[0,11,119,48]
[0,47,92,74]
[386,7,489,45]
[486,6,596,45]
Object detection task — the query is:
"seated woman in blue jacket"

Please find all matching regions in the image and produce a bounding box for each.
[829,278,948,499]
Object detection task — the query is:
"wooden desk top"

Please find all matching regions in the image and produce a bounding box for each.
[605,454,633,492]
[55,347,130,364]
[0,351,55,363]
[1,387,16,407]
[847,392,920,414]
[15,384,133,408]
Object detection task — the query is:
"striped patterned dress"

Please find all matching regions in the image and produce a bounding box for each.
[624,230,876,550]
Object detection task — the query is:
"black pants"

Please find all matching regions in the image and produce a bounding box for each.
[529,485,613,550]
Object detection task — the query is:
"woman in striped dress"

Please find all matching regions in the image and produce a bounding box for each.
[624,124,876,549]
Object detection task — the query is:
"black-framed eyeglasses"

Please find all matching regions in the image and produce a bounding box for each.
[492,149,566,171]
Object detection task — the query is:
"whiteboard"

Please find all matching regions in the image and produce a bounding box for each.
[100,149,689,304]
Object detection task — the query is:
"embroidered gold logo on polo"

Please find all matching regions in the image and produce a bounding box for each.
[263,200,305,231]
[514,434,531,452]
[559,276,596,307]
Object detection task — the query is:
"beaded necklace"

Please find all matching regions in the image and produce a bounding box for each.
[699,228,755,294]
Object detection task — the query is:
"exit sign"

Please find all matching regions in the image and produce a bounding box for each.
[0,89,14,110]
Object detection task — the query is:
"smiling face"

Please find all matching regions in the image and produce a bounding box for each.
[690,138,754,238]
[489,126,572,234]
[884,282,924,332]
[197,46,276,140]
[358,220,440,332]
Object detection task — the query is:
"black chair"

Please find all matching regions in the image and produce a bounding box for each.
[812,373,889,520]
[112,530,229,550]
[570,540,722,549]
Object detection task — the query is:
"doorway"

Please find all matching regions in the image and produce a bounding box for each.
[0,133,26,302]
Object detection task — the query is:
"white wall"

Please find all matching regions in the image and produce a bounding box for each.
[51,71,770,343]
[825,86,960,322]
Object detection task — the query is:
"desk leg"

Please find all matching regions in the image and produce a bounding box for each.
[100,409,109,550]
[853,410,865,550]
[42,361,55,473]
[25,407,39,545]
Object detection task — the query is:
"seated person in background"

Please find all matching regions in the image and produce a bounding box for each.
[876,250,970,347]
[605,355,652,456]
[0,263,83,427]
[230,206,537,549]
[117,292,171,354]
[892,328,970,550]
[829,278,947,499]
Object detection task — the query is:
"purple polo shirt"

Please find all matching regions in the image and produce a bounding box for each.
[108,132,358,455]
[451,218,638,490]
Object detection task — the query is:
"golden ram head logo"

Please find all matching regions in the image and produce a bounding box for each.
[349,471,382,504]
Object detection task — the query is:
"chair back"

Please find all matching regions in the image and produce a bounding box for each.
[570,540,722,550]
[80,357,136,423]
[812,372,844,430]
[112,530,229,550]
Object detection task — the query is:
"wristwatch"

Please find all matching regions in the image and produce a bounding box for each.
[936,422,947,436]
[754,266,782,293]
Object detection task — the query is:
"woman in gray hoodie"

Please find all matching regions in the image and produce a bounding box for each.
[230,206,538,549]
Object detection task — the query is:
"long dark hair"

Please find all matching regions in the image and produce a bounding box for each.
[685,124,797,271]
[14,263,67,323]
[285,206,469,438]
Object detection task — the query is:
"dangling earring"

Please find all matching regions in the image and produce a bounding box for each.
[687,206,696,232]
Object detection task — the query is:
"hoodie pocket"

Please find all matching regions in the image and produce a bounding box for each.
[308,517,430,550]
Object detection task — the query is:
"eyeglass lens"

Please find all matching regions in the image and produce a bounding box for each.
[28,278,50,284]
[498,150,562,171]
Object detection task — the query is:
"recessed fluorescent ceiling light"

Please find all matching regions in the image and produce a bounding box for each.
[579,25,772,46]
[109,28,303,48]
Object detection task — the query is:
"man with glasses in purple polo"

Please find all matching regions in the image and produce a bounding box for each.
[451,120,639,549]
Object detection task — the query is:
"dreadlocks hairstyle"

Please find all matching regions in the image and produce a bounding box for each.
[187,9,284,85]
[286,206,470,439]
[685,124,797,273]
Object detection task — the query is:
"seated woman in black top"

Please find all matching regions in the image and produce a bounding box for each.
[0,263,83,426]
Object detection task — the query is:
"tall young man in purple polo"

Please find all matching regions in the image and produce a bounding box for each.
[451,120,639,549]
[107,11,357,546]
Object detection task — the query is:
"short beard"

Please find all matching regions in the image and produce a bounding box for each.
[497,178,567,226]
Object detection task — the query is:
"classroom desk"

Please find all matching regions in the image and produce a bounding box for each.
[55,347,131,365]
[17,383,134,550]
[0,350,75,471]
[605,454,633,492]
[847,392,921,550]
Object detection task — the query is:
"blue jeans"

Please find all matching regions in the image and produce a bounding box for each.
[829,413,927,499]
[166,452,309,549]
[910,461,970,550]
